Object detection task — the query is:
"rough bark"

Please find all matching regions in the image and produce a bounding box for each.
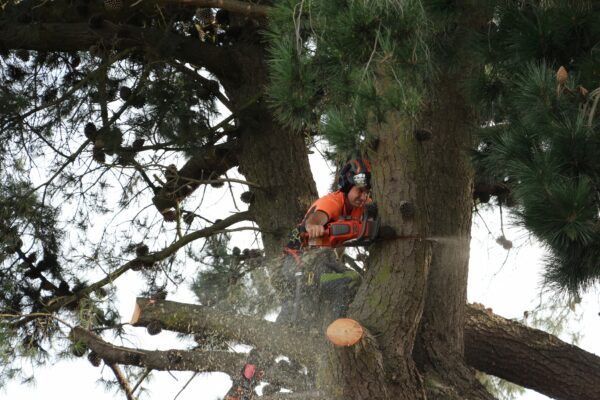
[411,7,496,398]
[236,103,318,256]
[321,60,432,400]
[465,305,600,400]
[413,75,493,400]
[219,36,318,256]
[130,298,324,366]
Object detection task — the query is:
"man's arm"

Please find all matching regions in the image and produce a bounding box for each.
[305,211,329,239]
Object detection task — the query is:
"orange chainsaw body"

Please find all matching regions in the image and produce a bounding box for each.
[302,216,379,248]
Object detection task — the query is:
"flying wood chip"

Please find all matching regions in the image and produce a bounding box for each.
[326,318,364,347]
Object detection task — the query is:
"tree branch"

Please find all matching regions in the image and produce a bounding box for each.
[10,212,252,329]
[107,362,137,400]
[160,0,271,17]
[69,326,310,390]
[465,303,600,400]
[130,298,324,366]
[0,22,233,80]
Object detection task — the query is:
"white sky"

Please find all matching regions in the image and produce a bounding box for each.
[4,147,599,400]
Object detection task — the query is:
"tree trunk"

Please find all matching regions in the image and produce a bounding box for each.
[318,60,432,399]
[412,75,494,399]
[220,37,318,257]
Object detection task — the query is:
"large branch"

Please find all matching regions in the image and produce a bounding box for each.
[0,22,233,79]
[130,298,323,366]
[71,326,243,373]
[465,304,600,400]
[70,326,310,390]
[162,0,271,17]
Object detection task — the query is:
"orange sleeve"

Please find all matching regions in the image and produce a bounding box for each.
[310,192,345,222]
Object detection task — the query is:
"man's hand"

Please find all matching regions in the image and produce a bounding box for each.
[305,223,326,239]
[304,210,329,239]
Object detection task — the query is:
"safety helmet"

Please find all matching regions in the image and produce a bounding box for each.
[338,158,372,193]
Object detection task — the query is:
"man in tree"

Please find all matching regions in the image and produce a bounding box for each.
[276,157,373,327]
[225,158,373,399]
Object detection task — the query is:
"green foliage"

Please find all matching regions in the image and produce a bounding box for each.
[472,1,600,293]
[266,0,430,156]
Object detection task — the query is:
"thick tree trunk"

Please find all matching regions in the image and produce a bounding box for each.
[236,103,318,256]
[413,76,494,399]
[319,61,432,399]
[411,7,495,398]
[220,38,318,257]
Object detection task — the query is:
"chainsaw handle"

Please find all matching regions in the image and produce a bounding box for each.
[299,225,331,243]
[299,222,330,240]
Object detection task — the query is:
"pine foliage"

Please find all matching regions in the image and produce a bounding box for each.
[191,233,276,317]
[266,0,430,156]
[472,0,600,293]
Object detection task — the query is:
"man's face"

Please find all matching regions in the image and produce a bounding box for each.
[347,185,370,208]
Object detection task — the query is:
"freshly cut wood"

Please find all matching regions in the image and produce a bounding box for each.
[326,318,364,347]
[130,302,142,324]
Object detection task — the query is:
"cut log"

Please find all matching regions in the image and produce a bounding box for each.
[326,318,364,347]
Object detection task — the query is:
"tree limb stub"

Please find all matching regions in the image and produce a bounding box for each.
[131,298,323,366]
[465,304,600,400]
[70,326,311,391]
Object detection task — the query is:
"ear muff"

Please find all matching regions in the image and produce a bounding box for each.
[337,163,352,193]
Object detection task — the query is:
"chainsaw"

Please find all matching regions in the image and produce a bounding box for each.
[301,205,380,248]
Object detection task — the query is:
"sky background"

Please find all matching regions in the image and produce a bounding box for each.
[4,147,599,400]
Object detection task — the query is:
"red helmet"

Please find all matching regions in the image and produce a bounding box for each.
[338,159,372,193]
